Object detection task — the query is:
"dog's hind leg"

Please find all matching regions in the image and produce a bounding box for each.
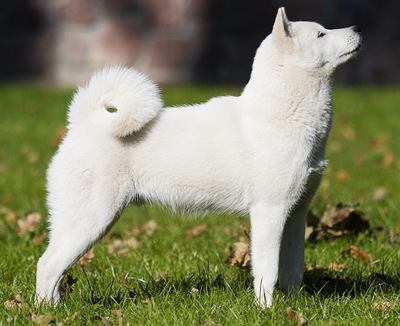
[36,175,128,305]
[278,204,307,294]
[278,171,322,294]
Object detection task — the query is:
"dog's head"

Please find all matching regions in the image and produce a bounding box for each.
[270,7,362,73]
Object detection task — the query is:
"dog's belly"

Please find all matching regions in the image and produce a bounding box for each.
[134,171,248,213]
[128,109,249,213]
[131,148,248,212]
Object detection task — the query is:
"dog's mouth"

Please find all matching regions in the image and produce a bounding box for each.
[339,43,362,58]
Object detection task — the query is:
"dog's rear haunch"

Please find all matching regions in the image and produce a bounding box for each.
[36,7,361,308]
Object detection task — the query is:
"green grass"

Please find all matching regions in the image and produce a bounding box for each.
[0,84,399,325]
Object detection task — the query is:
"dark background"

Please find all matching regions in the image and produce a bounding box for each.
[0,0,398,85]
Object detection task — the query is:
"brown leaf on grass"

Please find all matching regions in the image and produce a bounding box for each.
[4,294,28,310]
[330,141,342,153]
[21,145,39,164]
[321,203,369,233]
[186,224,207,237]
[111,309,123,322]
[31,313,53,326]
[17,212,41,236]
[51,127,66,146]
[368,136,388,149]
[306,210,320,228]
[0,162,7,173]
[108,240,125,255]
[226,242,251,269]
[372,187,387,201]
[286,307,308,325]
[125,237,140,249]
[306,204,370,242]
[335,169,350,181]
[304,263,321,271]
[349,245,372,261]
[107,237,140,256]
[304,226,314,241]
[142,219,158,236]
[328,262,345,271]
[100,316,109,325]
[382,150,394,167]
[78,248,95,266]
[373,299,393,311]
[33,232,48,245]
[0,206,16,223]
[342,125,356,140]
[126,226,140,236]
[60,274,76,294]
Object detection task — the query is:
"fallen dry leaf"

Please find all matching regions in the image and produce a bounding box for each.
[342,125,356,140]
[321,203,369,233]
[286,307,308,325]
[33,232,48,245]
[17,212,41,236]
[125,226,140,236]
[107,237,140,256]
[368,135,388,149]
[328,262,345,271]
[330,141,342,153]
[304,226,314,241]
[382,150,394,167]
[4,294,28,310]
[373,299,393,311]
[306,204,370,242]
[0,206,17,223]
[111,309,123,322]
[125,237,140,249]
[78,248,95,266]
[60,274,76,294]
[31,313,53,326]
[349,245,372,261]
[335,169,350,181]
[306,210,320,228]
[226,242,251,269]
[51,127,66,146]
[0,162,7,173]
[372,187,387,201]
[21,145,39,164]
[142,219,158,236]
[100,316,109,325]
[305,263,322,271]
[186,224,208,237]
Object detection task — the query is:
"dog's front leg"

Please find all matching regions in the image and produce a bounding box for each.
[250,202,287,308]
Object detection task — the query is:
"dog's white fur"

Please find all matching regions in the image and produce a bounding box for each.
[36,8,361,307]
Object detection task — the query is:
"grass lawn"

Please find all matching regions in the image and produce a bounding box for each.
[0,84,399,325]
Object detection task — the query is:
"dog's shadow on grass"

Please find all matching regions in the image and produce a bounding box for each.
[86,267,400,306]
[86,268,254,305]
[302,268,400,298]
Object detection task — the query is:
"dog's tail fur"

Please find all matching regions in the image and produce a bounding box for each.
[67,66,163,137]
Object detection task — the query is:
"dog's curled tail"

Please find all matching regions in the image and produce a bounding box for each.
[67,66,163,137]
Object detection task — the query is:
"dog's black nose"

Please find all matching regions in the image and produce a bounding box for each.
[352,25,361,34]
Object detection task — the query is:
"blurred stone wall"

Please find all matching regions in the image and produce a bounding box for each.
[0,0,399,85]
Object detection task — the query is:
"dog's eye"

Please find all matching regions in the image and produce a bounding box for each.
[317,31,326,38]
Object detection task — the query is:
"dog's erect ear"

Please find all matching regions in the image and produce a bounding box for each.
[272,7,293,52]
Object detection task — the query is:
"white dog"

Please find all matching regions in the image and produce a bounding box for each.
[36,7,361,307]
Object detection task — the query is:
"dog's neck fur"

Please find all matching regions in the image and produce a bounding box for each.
[241,36,332,140]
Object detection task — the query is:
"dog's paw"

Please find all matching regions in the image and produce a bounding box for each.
[255,291,274,309]
[254,280,274,309]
